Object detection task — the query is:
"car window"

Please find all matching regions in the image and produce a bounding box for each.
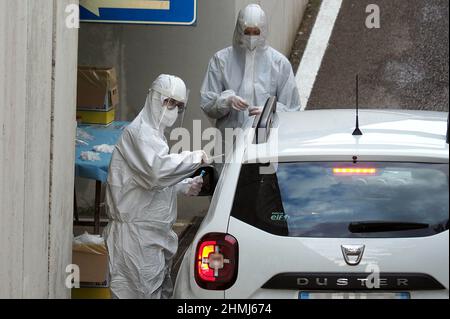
[231,162,449,238]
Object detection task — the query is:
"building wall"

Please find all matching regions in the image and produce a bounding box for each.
[77,0,307,216]
[0,0,78,298]
[48,0,79,298]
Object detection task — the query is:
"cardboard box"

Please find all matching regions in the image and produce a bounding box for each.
[77,66,119,110]
[76,108,115,125]
[72,242,109,284]
[72,287,112,299]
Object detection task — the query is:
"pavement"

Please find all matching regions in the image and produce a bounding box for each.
[305,0,449,111]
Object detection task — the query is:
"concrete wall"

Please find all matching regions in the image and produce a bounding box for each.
[77,0,307,216]
[48,0,79,298]
[0,0,78,298]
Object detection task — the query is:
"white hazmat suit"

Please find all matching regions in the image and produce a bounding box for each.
[104,75,205,299]
[200,4,301,135]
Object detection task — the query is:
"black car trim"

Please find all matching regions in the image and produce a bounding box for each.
[261,273,446,291]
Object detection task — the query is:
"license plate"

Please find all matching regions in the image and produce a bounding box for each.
[299,292,410,299]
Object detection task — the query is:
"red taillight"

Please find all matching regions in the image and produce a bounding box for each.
[194,233,238,290]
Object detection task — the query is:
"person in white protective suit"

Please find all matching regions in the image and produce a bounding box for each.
[200,4,301,138]
[104,74,208,299]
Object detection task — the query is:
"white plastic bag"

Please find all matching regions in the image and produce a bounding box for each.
[80,151,101,161]
[93,144,115,153]
[73,231,104,245]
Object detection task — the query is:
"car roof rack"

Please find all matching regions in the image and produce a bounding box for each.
[253,96,277,144]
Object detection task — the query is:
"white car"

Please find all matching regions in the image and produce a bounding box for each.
[174,104,449,299]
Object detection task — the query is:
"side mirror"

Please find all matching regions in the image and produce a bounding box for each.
[191,165,217,196]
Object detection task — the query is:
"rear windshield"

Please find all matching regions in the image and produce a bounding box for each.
[231,162,449,238]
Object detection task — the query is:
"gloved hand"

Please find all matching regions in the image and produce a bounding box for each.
[227,95,249,111]
[249,106,263,116]
[183,176,204,196]
[177,177,204,196]
[201,151,213,165]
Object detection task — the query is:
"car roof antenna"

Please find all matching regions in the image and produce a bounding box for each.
[352,74,363,136]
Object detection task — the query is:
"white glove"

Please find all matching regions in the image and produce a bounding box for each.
[249,106,263,116]
[227,95,249,111]
[180,176,203,196]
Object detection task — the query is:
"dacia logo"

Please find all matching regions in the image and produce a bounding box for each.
[341,245,365,266]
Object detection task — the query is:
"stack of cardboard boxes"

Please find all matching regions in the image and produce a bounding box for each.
[76,66,119,125]
[73,66,117,298]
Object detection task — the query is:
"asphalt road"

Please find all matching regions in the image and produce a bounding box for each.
[307,0,449,111]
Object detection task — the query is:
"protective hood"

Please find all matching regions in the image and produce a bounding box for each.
[232,4,268,51]
[137,74,187,132]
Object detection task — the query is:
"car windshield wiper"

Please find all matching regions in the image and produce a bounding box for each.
[349,221,429,233]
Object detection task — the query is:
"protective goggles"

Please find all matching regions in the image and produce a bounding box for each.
[163,97,186,114]
[243,27,261,36]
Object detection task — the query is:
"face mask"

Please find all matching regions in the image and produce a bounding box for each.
[243,35,260,51]
[159,106,178,128]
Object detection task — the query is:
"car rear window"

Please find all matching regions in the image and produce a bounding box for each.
[230,162,449,238]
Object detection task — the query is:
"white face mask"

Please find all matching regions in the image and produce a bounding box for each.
[243,35,260,51]
[159,106,178,128]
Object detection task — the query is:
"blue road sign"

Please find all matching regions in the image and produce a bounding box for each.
[80,0,197,25]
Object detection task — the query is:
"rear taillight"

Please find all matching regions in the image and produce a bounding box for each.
[194,233,238,290]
